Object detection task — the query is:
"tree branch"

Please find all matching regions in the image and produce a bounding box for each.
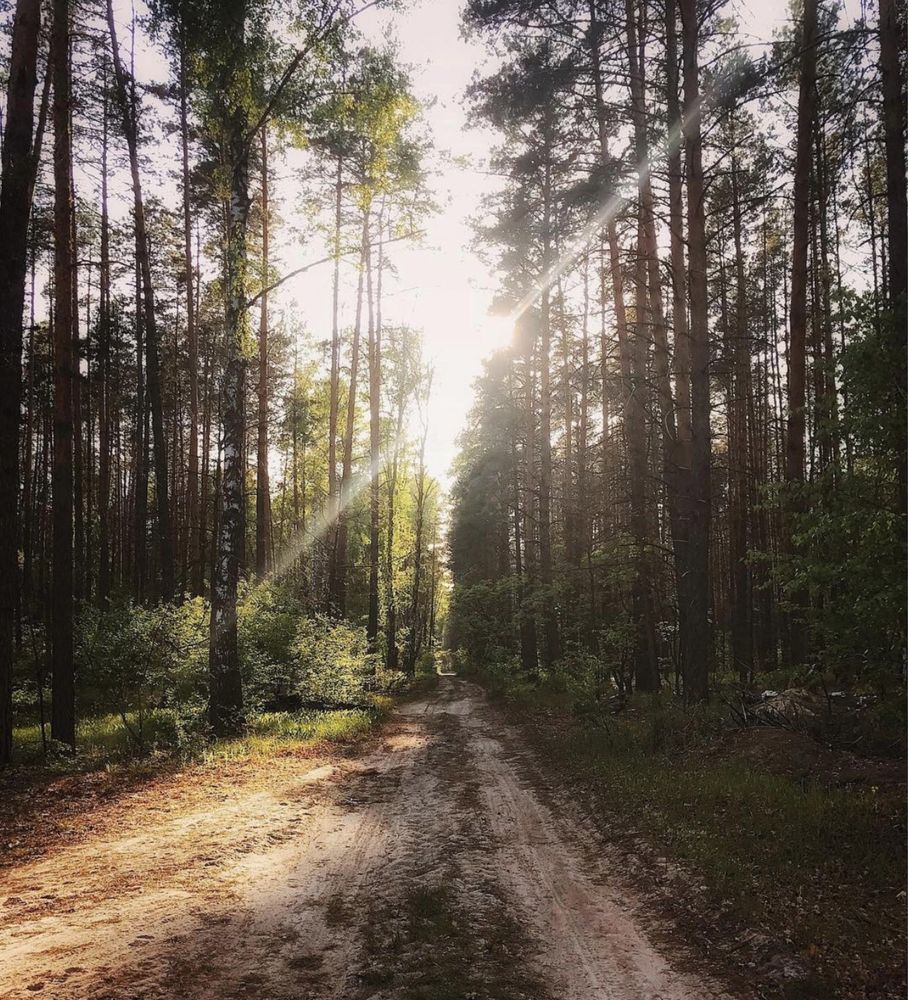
[244,0,381,149]
[245,228,424,309]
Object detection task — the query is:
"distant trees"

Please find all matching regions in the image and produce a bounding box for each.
[451,0,906,699]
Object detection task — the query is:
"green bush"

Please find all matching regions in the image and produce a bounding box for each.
[292,615,379,706]
[76,598,208,718]
[237,580,307,709]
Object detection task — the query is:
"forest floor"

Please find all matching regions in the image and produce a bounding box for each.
[476,670,906,1000]
[0,674,740,1000]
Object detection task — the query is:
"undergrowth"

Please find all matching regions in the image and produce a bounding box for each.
[10,700,390,772]
[465,656,907,998]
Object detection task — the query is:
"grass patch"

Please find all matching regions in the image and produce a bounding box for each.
[10,698,391,773]
[472,665,906,998]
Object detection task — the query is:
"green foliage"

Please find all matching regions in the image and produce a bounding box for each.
[14,581,396,763]
[769,294,906,687]
[446,578,518,666]
[76,599,209,718]
[292,614,379,705]
[238,580,307,708]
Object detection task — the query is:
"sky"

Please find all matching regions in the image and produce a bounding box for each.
[275,0,819,489]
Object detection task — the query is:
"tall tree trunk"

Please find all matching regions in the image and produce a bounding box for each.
[255,126,272,579]
[637,0,684,688]
[538,125,560,668]
[51,0,76,747]
[0,0,42,762]
[784,0,817,667]
[326,152,343,607]
[70,162,84,604]
[509,364,537,675]
[729,151,753,684]
[878,0,907,517]
[181,35,202,596]
[590,0,651,683]
[208,2,249,736]
[367,212,380,654]
[97,74,113,607]
[107,0,175,600]
[132,255,148,601]
[406,386,431,674]
[679,0,711,701]
[334,210,368,616]
[665,0,691,447]
[521,335,540,675]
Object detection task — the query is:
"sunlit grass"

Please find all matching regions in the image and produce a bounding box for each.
[11,698,392,771]
[202,703,389,764]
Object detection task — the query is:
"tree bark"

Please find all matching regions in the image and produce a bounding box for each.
[538,121,560,668]
[878,0,907,518]
[51,0,76,747]
[180,35,202,596]
[333,210,368,616]
[784,0,817,667]
[326,152,343,607]
[209,1,249,736]
[0,0,42,762]
[97,71,113,607]
[366,212,381,654]
[679,0,711,701]
[107,0,175,600]
[729,151,753,685]
[255,126,272,579]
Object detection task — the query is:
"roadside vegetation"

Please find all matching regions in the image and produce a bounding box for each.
[7,580,414,773]
[463,653,905,998]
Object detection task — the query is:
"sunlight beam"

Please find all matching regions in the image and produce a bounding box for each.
[506,104,699,327]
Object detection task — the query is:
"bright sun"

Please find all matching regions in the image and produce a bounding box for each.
[478,312,515,350]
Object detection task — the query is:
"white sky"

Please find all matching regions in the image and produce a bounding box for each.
[278,0,816,489]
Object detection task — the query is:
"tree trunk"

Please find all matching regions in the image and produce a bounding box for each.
[679,0,711,701]
[878,0,907,518]
[209,3,250,736]
[97,73,113,607]
[0,0,42,762]
[406,388,431,674]
[538,125,560,668]
[132,256,148,601]
[784,0,817,667]
[255,126,272,579]
[590,0,653,685]
[327,152,343,607]
[366,213,380,654]
[334,210,368,616]
[51,0,76,747]
[180,36,202,596]
[729,151,753,685]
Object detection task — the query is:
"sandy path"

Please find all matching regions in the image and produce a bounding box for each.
[0,676,733,999]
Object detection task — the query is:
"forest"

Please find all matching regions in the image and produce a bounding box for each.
[0,0,905,996]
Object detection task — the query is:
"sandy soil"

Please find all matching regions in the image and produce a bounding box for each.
[0,676,735,999]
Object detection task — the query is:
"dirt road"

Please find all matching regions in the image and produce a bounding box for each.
[0,676,733,999]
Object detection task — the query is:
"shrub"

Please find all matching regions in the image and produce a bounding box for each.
[292,615,379,706]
